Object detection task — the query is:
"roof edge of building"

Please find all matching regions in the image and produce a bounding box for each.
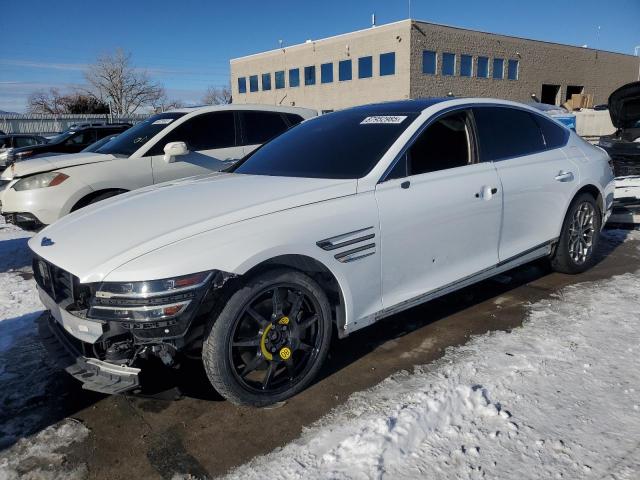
[230,19,411,63]
[411,19,639,59]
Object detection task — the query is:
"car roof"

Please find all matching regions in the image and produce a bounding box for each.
[0,133,45,138]
[166,104,318,117]
[346,98,450,114]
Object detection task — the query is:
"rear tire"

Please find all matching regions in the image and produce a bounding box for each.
[550,193,601,274]
[202,269,332,407]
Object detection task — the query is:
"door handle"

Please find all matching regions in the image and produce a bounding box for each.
[555,171,574,182]
[476,186,498,200]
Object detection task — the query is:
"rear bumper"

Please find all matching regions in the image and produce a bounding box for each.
[38,312,141,395]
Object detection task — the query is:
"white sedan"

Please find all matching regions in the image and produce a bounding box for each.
[30,98,614,406]
[0,104,316,229]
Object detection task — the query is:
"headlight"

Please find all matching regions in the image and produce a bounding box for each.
[13,172,69,191]
[88,271,214,322]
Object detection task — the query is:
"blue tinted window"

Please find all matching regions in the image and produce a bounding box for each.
[261,73,271,91]
[238,77,246,93]
[508,59,519,80]
[442,53,456,76]
[249,75,258,92]
[304,65,316,85]
[493,58,504,79]
[477,57,489,78]
[289,68,300,87]
[358,56,372,78]
[321,63,333,83]
[380,52,395,76]
[460,55,472,77]
[275,70,285,89]
[423,50,436,75]
[339,59,352,81]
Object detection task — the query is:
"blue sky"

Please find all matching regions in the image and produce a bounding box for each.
[1,0,639,112]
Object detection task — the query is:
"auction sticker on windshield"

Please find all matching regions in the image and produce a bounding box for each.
[152,118,174,125]
[361,116,408,125]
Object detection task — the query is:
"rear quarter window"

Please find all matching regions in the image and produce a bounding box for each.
[473,106,546,161]
[241,111,289,145]
[533,114,569,149]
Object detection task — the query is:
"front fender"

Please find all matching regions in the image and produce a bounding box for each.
[106,192,382,330]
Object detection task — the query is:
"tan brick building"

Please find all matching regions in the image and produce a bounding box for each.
[230,19,640,112]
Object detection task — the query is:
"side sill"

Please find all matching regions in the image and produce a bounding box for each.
[343,239,555,336]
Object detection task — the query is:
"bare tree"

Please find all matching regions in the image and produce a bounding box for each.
[85,49,164,115]
[202,85,232,105]
[27,88,67,114]
[27,88,109,114]
[151,93,186,113]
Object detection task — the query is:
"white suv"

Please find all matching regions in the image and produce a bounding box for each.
[30,98,614,406]
[0,105,316,229]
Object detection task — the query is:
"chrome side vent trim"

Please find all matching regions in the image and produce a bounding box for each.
[317,227,374,251]
[334,243,376,263]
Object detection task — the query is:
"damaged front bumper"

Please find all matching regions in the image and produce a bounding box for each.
[38,313,141,394]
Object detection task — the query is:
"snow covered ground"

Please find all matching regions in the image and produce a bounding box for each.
[0,219,89,479]
[0,215,639,480]
[228,234,640,480]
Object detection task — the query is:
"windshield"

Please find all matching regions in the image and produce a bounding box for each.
[233,110,418,179]
[95,112,186,157]
[81,135,117,152]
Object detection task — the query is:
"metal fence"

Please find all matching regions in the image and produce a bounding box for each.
[0,113,149,136]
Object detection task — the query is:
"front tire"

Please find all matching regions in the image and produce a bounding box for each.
[202,269,332,407]
[550,193,601,274]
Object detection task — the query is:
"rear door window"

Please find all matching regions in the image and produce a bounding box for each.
[473,107,546,161]
[14,137,39,147]
[67,130,97,146]
[240,111,289,145]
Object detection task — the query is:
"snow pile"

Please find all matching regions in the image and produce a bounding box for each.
[227,270,640,479]
[0,419,89,480]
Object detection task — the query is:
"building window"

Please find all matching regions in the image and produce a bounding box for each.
[477,57,489,78]
[321,62,333,84]
[238,77,247,94]
[249,75,258,92]
[304,65,316,86]
[380,52,395,76]
[339,59,352,81]
[508,59,519,80]
[261,73,271,91]
[460,55,472,77]
[275,70,285,89]
[423,50,437,75]
[358,56,373,78]
[442,52,456,76]
[492,58,504,79]
[289,68,300,87]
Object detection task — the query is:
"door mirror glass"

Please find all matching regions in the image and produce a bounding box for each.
[163,141,189,163]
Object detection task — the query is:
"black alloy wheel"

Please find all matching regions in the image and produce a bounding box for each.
[203,269,332,406]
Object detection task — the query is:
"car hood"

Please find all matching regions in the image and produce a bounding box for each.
[608,81,640,129]
[6,152,116,179]
[29,173,357,283]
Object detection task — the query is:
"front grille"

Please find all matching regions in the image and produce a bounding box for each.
[33,256,80,305]
[612,155,640,177]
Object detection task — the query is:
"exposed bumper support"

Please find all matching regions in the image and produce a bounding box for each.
[38,313,140,395]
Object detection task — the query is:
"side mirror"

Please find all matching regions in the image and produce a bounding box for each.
[163,141,189,163]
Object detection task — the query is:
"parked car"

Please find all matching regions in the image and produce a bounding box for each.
[6,123,132,163]
[38,134,121,158]
[1,105,316,229]
[30,98,614,406]
[0,134,48,168]
[528,102,577,131]
[598,81,640,209]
